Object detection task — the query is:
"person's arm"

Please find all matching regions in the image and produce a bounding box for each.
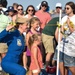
[23,52,27,70]
[0,25,14,42]
[12,15,17,22]
[55,26,63,42]
[25,32,31,46]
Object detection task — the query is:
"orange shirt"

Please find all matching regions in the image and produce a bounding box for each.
[30,46,43,70]
[35,10,51,29]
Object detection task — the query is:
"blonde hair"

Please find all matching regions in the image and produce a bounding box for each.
[29,17,40,28]
[28,34,41,49]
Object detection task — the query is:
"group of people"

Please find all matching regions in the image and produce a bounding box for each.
[0,0,75,75]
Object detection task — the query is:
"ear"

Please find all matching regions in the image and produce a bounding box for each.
[19,24,23,28]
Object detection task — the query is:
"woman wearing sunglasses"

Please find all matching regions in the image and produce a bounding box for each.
[13,4,24,22]
[23,5,37,75]
[24,5,36,19]
[54,1,75,75]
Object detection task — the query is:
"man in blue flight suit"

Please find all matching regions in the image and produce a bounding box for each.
[0,17,29,75]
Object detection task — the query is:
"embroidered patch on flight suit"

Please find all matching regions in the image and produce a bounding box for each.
[17,39,22,46]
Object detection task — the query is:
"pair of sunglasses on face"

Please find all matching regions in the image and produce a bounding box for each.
[42,5,48,7]
[56,7,62,9]
[18,9,23,11]
[28,9,34,12]
[65,7,70,10]
[56,6,70,10]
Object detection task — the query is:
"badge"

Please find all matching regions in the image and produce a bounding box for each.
[17,39,22,46]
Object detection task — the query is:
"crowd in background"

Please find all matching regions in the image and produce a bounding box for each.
[0,0,75,75]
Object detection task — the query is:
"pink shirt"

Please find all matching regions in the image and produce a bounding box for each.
[30,46,43,70]
[35,10,51,29]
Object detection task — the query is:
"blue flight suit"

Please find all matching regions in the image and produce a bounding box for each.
[0,29,26,75]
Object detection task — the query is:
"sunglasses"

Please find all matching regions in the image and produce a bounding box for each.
[56,7,61,9]
[65,7,69,10]
[28,9,34,12]
[42,5,47,7]
[18,9,23,11]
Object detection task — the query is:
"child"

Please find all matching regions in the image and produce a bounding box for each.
[23,17,40,74]
[28,34,43,75]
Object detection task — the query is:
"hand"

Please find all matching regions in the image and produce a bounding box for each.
[37,67,41,73]
[6,25,14,31]
[67,17,70,25]
[24,66,27,71]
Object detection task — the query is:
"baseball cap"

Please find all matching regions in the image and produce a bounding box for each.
[55,3,62,8]
[6,6,17,12]
[16,17,29,24]
[41,1,48,6]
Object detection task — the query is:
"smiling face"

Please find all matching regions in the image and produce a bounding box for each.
[31,20,40,31]
[17,5,23,14]
[26,5,35,16]
[27,7,34,15]
[30,17,41,32]
[21,22,29,32]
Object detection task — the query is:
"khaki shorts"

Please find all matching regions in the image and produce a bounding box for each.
[42,33,54,53]
[0,43,8,53]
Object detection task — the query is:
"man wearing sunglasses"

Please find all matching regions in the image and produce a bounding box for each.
[35,1,51,32]
[51,3,65,18]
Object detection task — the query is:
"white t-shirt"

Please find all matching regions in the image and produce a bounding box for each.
[62,15,75,24]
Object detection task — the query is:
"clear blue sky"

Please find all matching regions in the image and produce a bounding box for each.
[7,0,75,10]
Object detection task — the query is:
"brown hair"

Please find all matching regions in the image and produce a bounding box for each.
[13,3,18,7]
[25,5,36,15]
[65,1,75,14]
